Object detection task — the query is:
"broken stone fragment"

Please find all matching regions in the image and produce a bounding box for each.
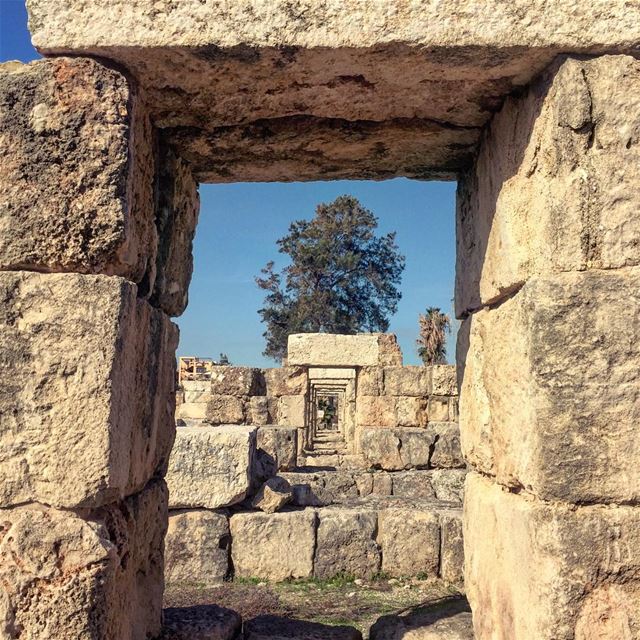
[251,477,293,514]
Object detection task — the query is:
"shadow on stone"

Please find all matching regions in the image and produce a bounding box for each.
[244,615,363,639]
[160,605,242,639]
[369,596,473,639]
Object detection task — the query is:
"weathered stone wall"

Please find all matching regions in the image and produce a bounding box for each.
[457,55,640,639]
[0,58,198,639]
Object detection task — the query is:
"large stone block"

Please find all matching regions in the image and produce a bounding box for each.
[356,396,427,428]
[230,509,317,581]
[458,269,640,502]
[255,426,298,479]
[160,605,241,640]
[205,395,245,425]
[263,366,308,396]
[276,395,306,427]
[210,366,265,396]
[0,272,177,509]
[431,365,458,396]
[166,426,256,509]
[165,509,230,586]
[383,366,430,396]
[0,479,167,640]
[361,428,434,471]
[287,333,402,367]
[150,145,199,317]
[465,473,640,640]
[440,511,464,587]
[280,470,361,507]
[428,423,465,469]
[456,55,640,315]
[358,367,384,396]
[379,508,440,578]
[314,507,381,580]
[0,58,155,284]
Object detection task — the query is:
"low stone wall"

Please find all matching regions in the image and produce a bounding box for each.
[164,426,465,588]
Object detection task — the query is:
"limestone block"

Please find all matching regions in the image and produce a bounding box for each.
[0,479,167,640]
[0,57,155,283]
[160,605,241,640]
[427,397,452,422]
[396,396,428,427]
[276,395,306,427]
[358,367,384,395]
[280,471,360,507]
[176,401,208,421]
[356,396,396,427]
[314,507,381,580]
[210,366,265,396]
[230,509,317,581]
[150,145,199,316]
[430,470,467,504]
[252,477,293,514]
[428,423,465,469]
[287,333,401,367]
[249,396,271,425]
[383,366,430,396]
[379,508,440,578]
[371,472,393,496]
[166,426,256,509]
[263,366,308,396]
[458,269,640,503]
[361,428,434,471]
[165,509,230,586]
[440,511,464,586]
[181,380,211,403]
[206,395,245,425]
[370,598,473,640]
[0,272,177,509]
[431,365,458,396]
[256,426,298,478]
[244,616,362,640]
[391,471,437,501]
[465,472,640,640]
[456,55,640,315]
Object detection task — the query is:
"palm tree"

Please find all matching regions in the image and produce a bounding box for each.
[417,307,451,365]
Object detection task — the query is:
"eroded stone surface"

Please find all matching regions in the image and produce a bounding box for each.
[166,426,256,509]
[252,477,293,514]
[165,510,230,586]
[210,367,264,396]
[314,507,381,579]
[0,480,167,640]
[0,57,155,282]
[160,605,241,640]
[244,615,362,640]
[150,144,199,316]
[230,509,317,581]
[440,512,464,587]
[361,428,434,471]
[458,269,640,503]
[379,508,440,578]
[456,55,640,315]
[288,333,401,367]
[0,272,177,509]
[255,426,298,479]
[27,2,640,180]
[464,473,640,640]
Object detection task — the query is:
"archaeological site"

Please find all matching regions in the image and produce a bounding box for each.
[1,1,640,639]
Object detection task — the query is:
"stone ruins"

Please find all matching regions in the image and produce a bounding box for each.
[1,1,639,639]
[167,334,464,587]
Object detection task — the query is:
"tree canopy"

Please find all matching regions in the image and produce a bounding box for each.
[256,195,405,361]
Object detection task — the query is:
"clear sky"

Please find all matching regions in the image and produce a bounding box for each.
[1,1,458,366]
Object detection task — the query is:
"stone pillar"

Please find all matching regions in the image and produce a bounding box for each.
[456,55,640,639]
[0,57,198,639]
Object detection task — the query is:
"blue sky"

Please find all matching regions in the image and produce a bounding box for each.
[1,1,458,366]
